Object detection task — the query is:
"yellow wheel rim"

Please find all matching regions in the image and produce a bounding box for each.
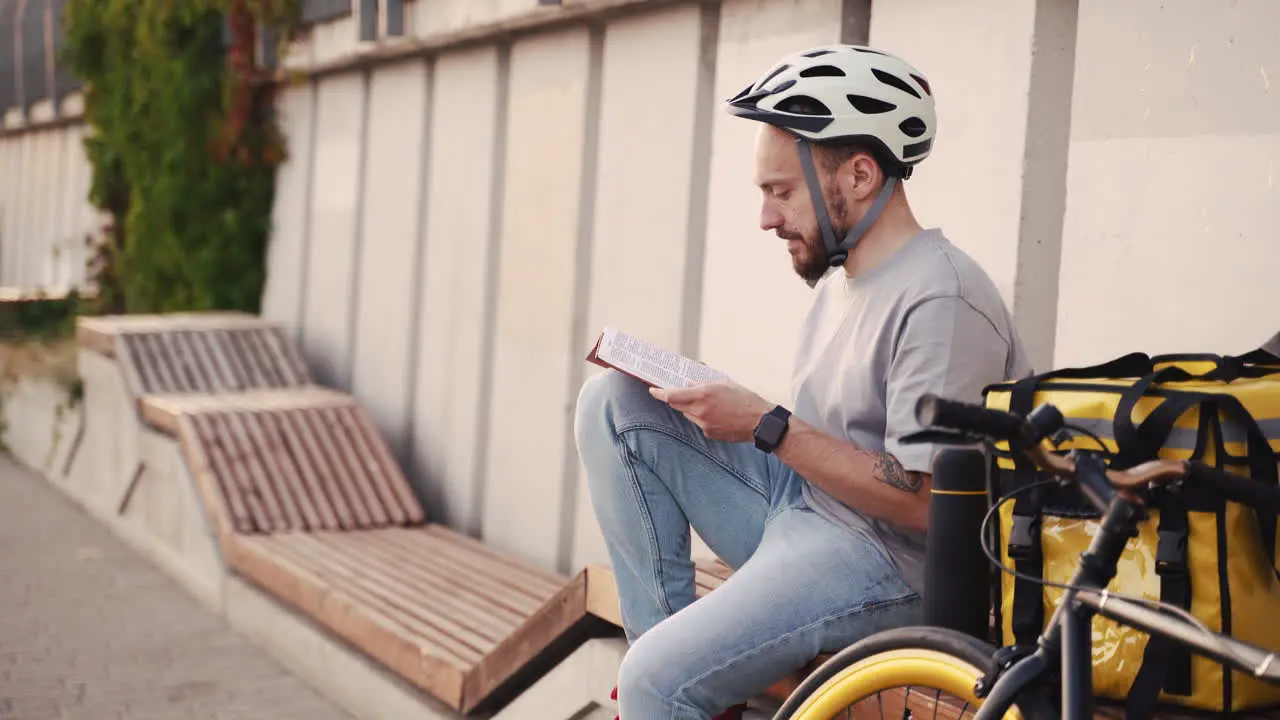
[790,648,1025,720]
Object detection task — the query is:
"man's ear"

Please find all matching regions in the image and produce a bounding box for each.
[846,152,882,201]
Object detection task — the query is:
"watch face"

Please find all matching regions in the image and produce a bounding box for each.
[759,415,784,443]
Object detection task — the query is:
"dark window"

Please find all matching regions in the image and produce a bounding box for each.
[0,0,17,113]
[51,0,81,101]
[300,0,352,25]
[20,0,49,109]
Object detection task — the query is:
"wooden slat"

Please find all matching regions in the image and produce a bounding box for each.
[461,569,590,713]
[142,386,353,436]
[75,313,310,398]
[226,527,589,714]
[76,311,259,357]
[349,530,548,619]
[158,395,424,533]
[264,534,488,666]
[421,524,569,593]
[117,327,311,397]
[225,532,467,709]
[300,532,528,639]
[257,408,340,530]
[331,533,528,640]
[176,414,235,538]
[347,404,424,524]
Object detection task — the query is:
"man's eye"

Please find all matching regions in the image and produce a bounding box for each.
[775,189,792,201]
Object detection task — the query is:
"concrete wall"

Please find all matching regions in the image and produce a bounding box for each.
[0,0,1258,577]
[1054,0,1280,366]
[263,0,891,573]
[0,113,96,290]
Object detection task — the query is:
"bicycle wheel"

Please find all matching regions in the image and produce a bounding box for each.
[774,627,1054,720]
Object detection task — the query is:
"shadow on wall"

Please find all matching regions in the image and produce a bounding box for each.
[1264,332,1280,357]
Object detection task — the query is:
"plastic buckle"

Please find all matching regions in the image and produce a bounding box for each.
[1007,514,1040,561]
[975,645,1034,698]
[1156,529,1188,577]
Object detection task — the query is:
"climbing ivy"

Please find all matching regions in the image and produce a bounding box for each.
[61,0,299,315]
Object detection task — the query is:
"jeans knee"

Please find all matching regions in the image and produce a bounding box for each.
[574,370,643,461]
[617,631,689,715]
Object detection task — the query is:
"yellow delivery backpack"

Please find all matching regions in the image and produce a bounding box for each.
[982,346,1280,717]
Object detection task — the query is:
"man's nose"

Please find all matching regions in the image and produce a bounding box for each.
[760,202,783,232]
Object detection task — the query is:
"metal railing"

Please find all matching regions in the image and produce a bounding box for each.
[0,0,82,118]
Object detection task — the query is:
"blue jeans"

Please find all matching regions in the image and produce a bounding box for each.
[574,370,922,719]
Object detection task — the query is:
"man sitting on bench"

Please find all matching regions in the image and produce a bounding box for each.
[574,44,1031,719]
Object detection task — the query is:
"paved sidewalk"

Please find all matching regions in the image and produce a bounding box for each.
[0,456,353,720]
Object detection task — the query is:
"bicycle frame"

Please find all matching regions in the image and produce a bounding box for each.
[972,451,1280,720]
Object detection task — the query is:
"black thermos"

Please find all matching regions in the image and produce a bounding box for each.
[924,446,992,642]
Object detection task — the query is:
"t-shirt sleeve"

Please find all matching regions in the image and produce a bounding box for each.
[883,295,1014,474]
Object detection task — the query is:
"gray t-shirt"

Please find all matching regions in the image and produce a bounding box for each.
[790,228,1032,594]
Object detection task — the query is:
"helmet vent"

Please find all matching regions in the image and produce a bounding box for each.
[801,49,835,58]
[846,94,896,115]
[854,47,886,56]
[899,117,928,138]
[872,68,921,99]
[777,94,831,116]
[910,73,932,96]
[799,64,845,78]
[755,64,790,91]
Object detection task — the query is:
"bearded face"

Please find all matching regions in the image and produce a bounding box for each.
[753,126,861,285]
[775,180,851,285]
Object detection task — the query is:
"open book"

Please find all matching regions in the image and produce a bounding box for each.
[586,327,731,390]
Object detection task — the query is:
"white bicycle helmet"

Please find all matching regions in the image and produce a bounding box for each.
[726,44,937,278]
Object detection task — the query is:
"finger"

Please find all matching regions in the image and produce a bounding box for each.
[658,386,696,407]
[648,387,669,402]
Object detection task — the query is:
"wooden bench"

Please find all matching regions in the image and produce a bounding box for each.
[76,313,311,398]
[141,387,607,714]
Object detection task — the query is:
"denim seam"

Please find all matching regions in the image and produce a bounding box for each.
[670,592,921,706]
[764,499,809,524]
[617,421,770,500]
[670,698,704,720]
[618,434,674,618]
[801,499,917,590]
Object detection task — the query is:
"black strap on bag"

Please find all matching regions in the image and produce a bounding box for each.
[1211,347,1280,382]
[1007,371,1046,647]
[1115,370,1201,720]
[1119,371,1280,720]
[1115,366,1279,567]
[1168,346,1280,382]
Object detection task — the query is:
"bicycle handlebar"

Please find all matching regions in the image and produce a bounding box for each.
[915,394,1280,514]
[915,395,1031,445]
[1185,461,1280,513]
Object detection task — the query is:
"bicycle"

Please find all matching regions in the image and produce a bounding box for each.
[771,393,1280,720]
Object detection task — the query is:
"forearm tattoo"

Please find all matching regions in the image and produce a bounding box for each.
[873,452,925,493]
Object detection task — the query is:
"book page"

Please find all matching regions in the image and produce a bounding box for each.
[597,327,730,390]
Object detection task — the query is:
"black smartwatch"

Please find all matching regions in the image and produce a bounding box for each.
[753,405,792,453]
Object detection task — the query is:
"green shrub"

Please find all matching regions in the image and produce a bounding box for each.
[62,0,298,316]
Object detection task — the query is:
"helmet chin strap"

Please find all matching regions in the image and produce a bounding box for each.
[796,139,898,288]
